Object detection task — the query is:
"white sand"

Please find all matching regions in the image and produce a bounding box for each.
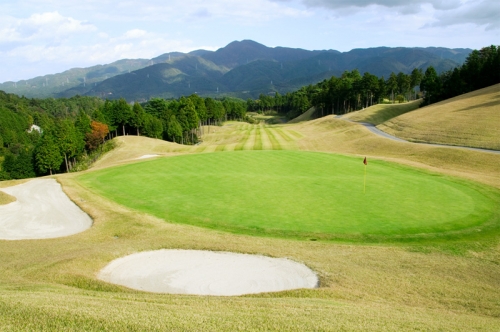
[98,249,318,296]
[0,179,92,240]
[135,154,159,159]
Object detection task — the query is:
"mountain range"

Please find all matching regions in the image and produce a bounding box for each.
[0,40,472,101]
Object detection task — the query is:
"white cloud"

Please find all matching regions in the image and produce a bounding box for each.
[429,0,500,30]
[288,0,499,30]
[0,11,96,46]
[122,29,148,39]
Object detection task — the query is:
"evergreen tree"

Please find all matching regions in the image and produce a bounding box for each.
[167,115,182,143]
[35,132,63,175]
[131,102,145,136]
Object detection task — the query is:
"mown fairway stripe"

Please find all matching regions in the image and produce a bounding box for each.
[275,128,294,142]
[264,127,282,150]
[243,126,256,150]
[253,127,263,150]
[260,125,273,150]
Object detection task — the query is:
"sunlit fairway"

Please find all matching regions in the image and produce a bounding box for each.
[77,150,499,242]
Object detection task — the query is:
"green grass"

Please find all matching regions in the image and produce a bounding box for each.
[77,150,499,242]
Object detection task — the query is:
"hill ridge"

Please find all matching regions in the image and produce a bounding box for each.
[0,40,472,100]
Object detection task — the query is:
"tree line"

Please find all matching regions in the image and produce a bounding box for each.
[0,92,110,179]
[420,45,499,105]
[0,92,247,180]
[248,68,424,119]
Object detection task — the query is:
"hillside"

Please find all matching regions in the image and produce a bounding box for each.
[342,99,422,125]
[0,40,471,100]
[377,84,500,150]
[288,107,318,123]
[0,59,151,99]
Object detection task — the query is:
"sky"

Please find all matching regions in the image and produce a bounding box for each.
[0,0,498,82]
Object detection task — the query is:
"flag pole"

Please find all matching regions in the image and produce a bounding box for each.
[364,164,366,194]
[363,157,367,194]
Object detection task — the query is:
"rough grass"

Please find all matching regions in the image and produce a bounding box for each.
[0,191,16,205]
[288,107,317,123]
[377,84,500,150]
[1,93,500,330]
[342,99,422,125]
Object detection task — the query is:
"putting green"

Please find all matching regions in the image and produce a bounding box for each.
[78,150,499,241]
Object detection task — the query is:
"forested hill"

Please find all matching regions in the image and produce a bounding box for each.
[0,40,471,101]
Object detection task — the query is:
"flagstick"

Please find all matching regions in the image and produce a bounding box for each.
[364,164,367,194]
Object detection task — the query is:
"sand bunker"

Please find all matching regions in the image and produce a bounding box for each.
[0,179,92,240]
[98,249,318,296]
[136,154,159,159]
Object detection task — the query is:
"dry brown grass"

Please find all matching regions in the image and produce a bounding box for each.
[342,99,422,125]
[91,136,189,170]
[0,190,16,205]
[377,84,500,150]
[288,107,317,123]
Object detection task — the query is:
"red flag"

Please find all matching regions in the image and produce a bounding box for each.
[363,157,367,165]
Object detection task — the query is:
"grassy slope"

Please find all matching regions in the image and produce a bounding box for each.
[342,99,422,125]
[0,191,15,205]
[377,84,500,150]
[1,96,500,330]
[288,107,317,123]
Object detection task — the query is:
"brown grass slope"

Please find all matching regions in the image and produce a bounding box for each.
[0,191,16,205]
[342,99,422,125]
[377,84,500,150]
[288,107,317,124]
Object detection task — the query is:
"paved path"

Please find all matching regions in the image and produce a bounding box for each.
[338,117,500,155]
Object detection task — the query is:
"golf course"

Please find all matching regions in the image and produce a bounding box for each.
[1,88,499,330]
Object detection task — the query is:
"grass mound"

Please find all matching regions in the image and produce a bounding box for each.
[77,150,499,242]
[0,191,15,205]
[288,107,317,123]
[342,99,422,125]
[377,84,500,150]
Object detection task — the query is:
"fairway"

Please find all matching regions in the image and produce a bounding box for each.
[78,150,499,241]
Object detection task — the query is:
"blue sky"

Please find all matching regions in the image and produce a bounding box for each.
[0,0,498,82]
